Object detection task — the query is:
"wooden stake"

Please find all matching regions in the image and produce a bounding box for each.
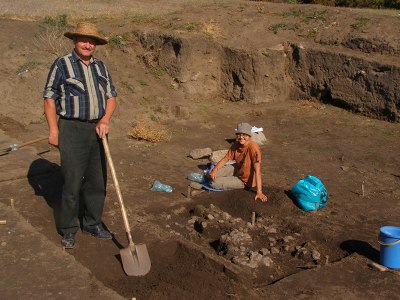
[10,198,14,209]
[251,212,256,225]
[0,220,6,225]
[362,182,365,197]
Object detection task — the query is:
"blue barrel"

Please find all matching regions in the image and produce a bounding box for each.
[378,226,400,269]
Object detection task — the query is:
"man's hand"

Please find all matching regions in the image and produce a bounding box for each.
[96,120,110,139]
[48,131,59,147]
[255,192,268,203]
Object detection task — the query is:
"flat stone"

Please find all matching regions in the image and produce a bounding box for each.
[283,236,295,243]
[259,248,270,255]
[312,250,321,260]
[222,212,231,220]
[261,256,274,267]
[189,147,212,159]
[206,214,215,220]
[271,247,280,254]
[251,131,267,146]
[209,149,228,163]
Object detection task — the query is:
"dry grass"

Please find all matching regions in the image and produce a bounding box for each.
[128,119,171,143]
[33,26,69,57]
[0,0,203,22]
[201,21,222,38]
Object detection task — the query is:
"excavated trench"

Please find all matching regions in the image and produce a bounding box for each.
[16,160,354,299]
[5,28,398,298]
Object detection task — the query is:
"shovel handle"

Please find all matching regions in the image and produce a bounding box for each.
[102,137,135,247]
[1,136,48,155]
[18,136,48,148]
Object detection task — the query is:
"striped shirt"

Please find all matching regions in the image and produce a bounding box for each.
[43,50,117,120]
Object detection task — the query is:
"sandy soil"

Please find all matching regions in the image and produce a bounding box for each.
[0,1,400,299]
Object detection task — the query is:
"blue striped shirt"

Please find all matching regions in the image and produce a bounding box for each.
[43,50,117,120]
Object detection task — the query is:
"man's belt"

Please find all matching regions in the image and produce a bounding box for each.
[59,116,99,123]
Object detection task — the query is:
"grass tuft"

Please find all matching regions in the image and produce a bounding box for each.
[108,34,129,49]
[351,17,369,30]
[128,119,171,143]
[16,60,41,74]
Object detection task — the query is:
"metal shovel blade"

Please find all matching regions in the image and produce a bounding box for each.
[120,244,151,276]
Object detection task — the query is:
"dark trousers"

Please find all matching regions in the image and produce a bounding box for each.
[56,118,107,235]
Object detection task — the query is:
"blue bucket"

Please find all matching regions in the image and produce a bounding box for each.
[378,226,400,269]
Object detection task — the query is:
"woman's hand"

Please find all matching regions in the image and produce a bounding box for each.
[255,192,268,202]
[209,168,218,180]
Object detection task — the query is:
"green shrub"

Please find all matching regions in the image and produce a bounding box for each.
[270,22,299,34]
[16,61,41,74]
[351,17,369,30]
[42,14,68,28]
[108,34,129,49]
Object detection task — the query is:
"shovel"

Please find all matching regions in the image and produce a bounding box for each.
[0,136,48,156]
[102,137,151,276]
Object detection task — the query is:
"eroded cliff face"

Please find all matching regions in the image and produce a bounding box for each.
[288,45,400,121]
[136,32,399,121]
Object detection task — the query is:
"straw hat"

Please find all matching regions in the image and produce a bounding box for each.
[64,22,108,45]
[235,122,253,137]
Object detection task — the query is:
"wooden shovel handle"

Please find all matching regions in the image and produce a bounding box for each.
[102,137,134,247]
[18,136,48,148]
[1,136,48,155]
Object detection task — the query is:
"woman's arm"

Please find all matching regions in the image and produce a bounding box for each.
[254,161,267,202]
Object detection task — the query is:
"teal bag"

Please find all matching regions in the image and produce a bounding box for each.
[291,175,328,211]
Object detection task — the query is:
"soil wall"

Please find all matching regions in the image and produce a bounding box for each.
[288,45,400,121]
[136,32,399,121]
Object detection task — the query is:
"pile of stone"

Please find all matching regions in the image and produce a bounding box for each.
[189,204,245,233]
[187,203,323,270]
[293,241,322,263]
[219,228,274,269]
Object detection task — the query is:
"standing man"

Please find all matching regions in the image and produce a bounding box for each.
[43,22,117,248]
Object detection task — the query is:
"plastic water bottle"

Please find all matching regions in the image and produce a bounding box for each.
[187,172,204,183]
[150,180,173,192]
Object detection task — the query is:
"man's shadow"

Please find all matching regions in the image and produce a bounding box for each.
[27,158,62,209]
[28,158,125,252]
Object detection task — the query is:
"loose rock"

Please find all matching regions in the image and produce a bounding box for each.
[312,250,321,260]
[209,150,228,163]
[270,247,280,254]
[189,147,212,159]
[261,256,274,267]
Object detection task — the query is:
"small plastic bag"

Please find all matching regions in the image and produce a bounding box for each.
[151,180,173,192]
[187,172,205,183]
